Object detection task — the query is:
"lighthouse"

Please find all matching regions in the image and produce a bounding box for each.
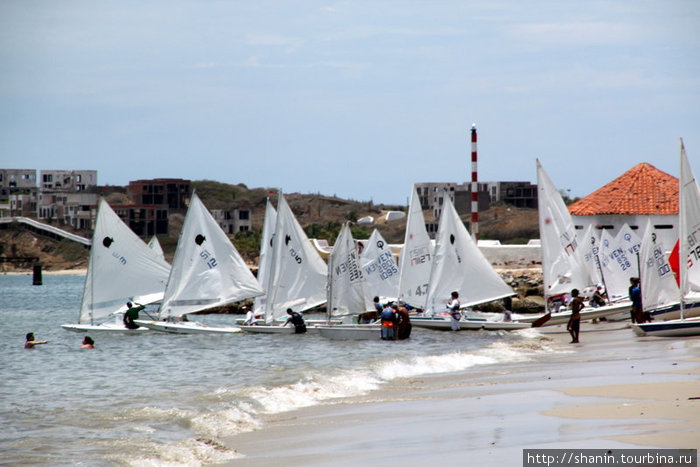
[470,124,479,241]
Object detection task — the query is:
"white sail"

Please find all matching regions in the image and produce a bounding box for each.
[265,192,328,322]
[639,220,679,312]
[537,160,589,297]
[327,222,372,317]
[79,198,171,323]
[599,224,640,301]
[158,193,263,318]
[425,195,513,313]
[577,224,604,287]
[398,187,433,308]
[360,229,399,301]
[253,199,277,316]
[147,235,166,260]
[680,140,700,304]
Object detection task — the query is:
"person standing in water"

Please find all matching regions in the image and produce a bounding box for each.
[446,291,461,331]
[24,332,48,349]
[567,288,584,343]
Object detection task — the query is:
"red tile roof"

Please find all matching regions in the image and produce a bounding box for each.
[568,163,678,216]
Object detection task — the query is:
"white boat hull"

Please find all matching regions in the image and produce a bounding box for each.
[646,301,700,321]
[61,321,149,333]
[133,320,242,334]
[411,316,529,331]
[316,324,382,340]
[239,325,302,334]
[631,317,700,337]
[526,301,633,327]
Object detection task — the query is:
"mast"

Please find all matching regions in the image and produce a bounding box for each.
[679,139,687,320]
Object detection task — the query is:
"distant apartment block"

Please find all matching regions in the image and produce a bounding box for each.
[212,208,252,234]
[40,170,97,191]
[482,181,538,208]
[415,180,536,236]
[0,169,38,217]
[37,192,98,230]
[128,178,190,213]
[123,179,191,236]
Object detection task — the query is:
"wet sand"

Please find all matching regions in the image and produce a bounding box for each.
[220,321,700,466]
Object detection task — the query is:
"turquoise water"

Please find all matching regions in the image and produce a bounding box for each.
[1,273,559,466]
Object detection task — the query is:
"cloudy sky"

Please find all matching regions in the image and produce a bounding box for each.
[1,1,698,205]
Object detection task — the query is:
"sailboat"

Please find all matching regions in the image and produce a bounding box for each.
[317,223,382,340]
[240,192,329,334]
[633,140,700,336]
[134,193,264,333]
[359,228,400,302]
[148,235,166,260]
[411,194,527,331]
[62,198,171,333]
[529,160,631,326]
[249,198,277,322]
[397,186,433,308]
[598,223,641,302]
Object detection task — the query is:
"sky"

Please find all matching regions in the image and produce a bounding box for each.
[1,1,699,206]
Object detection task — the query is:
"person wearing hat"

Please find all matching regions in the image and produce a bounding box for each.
[242,305,257,326]
[590,285,607,308]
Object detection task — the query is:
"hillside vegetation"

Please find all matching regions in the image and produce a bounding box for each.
[0,181,539,271]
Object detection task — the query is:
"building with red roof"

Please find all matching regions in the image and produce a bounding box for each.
[568,163,678,248]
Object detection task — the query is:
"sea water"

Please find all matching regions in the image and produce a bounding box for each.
[1,274,563,466]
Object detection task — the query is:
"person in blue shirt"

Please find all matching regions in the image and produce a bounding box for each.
[380,304,397,340]
[628,277,642,323]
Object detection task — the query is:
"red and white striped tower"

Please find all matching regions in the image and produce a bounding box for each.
[470,124,479,241]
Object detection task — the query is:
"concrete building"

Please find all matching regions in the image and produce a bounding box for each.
[568,163,678,249]
[482,181,538,208]
[40,170,97,191]
[212,208,252,234]
[38,192,98,230]
[127,178,190,213]
[0,169,38,217]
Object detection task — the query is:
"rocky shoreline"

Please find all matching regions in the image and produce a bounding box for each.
[4,266,547,315]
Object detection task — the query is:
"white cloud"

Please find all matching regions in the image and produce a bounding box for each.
[509,21,639,47]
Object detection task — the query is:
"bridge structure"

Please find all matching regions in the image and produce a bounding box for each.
[0,217,91,247]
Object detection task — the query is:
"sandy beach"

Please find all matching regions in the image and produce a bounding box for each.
[220,322,700,466]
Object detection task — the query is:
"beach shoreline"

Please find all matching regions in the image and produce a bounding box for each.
[217,322,700,466]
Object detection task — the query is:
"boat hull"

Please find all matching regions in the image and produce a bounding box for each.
[239,325,305,334]
[526,301,633,327]
[316,324,382,340]
[411,316,529,331]
[631,317,700,337]
[647,301,700,321]
[61,322,149,333]
[133,320,242,334]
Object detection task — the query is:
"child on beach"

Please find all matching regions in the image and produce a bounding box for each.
[567,289,584,343]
